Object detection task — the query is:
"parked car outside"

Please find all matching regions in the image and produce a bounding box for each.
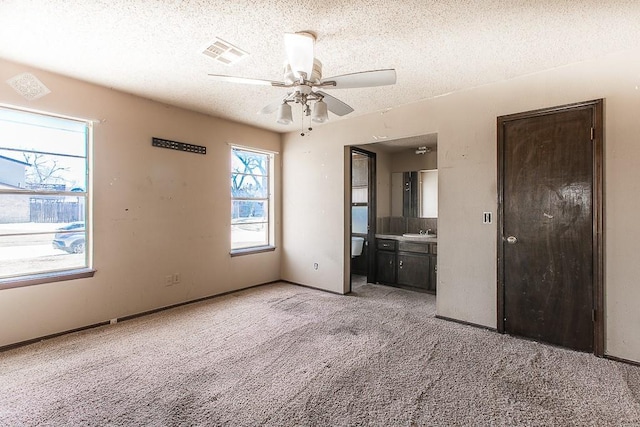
[52,222,85,254]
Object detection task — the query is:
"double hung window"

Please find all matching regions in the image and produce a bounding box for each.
[230,147,274,253]
[0,106,92,287]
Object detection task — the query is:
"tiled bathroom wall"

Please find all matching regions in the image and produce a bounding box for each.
[376,217,437,235]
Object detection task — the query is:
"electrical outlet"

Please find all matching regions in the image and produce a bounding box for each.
[165,275,173,286]
[172,273,181,284]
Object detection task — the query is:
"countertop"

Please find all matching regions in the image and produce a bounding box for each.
[375,233,437,243]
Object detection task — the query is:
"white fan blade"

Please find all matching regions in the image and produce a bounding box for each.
[284,32,315,79]
[208,74,284,86]
[319,69,396,89]
[315,91,354,116]
[258,94,293,114]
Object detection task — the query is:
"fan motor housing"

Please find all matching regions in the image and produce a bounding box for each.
[283,59,322,84]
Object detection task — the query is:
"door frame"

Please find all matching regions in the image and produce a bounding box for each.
[349,147,377,291]
[496,99,604,356]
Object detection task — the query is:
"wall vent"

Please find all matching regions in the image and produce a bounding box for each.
[6,73,51,100]
[202,38,248,65]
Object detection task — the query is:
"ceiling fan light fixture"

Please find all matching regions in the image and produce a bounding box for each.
[276,102,293,124]
[284,32,315,79]
[310,59,322,83]
[282,63,296,85]
[311,99,328,123]
[207,32,397,130]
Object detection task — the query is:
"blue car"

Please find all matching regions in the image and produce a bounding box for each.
[52,222,86,254]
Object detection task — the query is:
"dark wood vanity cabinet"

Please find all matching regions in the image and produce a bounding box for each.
[376,239,397,285]
[398,252,430,289]
[376,238,437,293]
[397,241,430,290]
[428,245,437,293]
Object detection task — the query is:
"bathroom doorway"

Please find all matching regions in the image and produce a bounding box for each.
[350,148,376,291]
[347,134,438,294]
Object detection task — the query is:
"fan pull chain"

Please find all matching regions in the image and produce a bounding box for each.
[300,103,313,136]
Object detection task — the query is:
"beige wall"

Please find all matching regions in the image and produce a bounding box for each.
[282,48,640,363]
[0,59,282,347]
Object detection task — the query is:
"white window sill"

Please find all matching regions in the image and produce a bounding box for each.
[230,246,276,257]
[0,268,96,290]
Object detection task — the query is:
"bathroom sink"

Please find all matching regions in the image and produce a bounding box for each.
[402,233,436,239]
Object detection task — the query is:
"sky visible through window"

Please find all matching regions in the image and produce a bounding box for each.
[0,108,86,190]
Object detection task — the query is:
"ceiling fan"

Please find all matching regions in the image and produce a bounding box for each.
[208,32,396,134]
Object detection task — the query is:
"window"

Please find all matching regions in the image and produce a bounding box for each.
[230,147,274,253]
[351,151,369,234]
[0,106,92,287]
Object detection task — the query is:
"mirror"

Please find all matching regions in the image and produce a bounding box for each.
[391,169,438,218]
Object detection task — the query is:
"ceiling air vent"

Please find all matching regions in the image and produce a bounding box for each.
[202,38,248,65]
[6,73,51,100]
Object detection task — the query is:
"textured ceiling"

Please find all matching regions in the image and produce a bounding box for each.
[1,1,640,133]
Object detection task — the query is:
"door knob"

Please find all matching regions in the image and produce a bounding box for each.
[506,236,518,244]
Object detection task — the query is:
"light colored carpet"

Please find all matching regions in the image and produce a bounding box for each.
[1,281,639,426]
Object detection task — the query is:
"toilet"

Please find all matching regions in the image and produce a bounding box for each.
[351,236,364,258]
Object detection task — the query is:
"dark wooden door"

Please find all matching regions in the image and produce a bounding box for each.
[498,100,603,353]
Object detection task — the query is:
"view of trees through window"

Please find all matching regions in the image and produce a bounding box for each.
[0,107,90,280]
[231,148,270,250]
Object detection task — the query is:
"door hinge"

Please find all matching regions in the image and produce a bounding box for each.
[590,127,595,141]
[592,309,596,322]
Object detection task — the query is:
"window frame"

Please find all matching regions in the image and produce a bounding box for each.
[0,105,94,289]
[351,154,369,236]
[230,145,275,256]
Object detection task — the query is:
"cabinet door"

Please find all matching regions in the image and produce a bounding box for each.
[428,253,437,293]
[397,252,430,289]
[376,251,396,284]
